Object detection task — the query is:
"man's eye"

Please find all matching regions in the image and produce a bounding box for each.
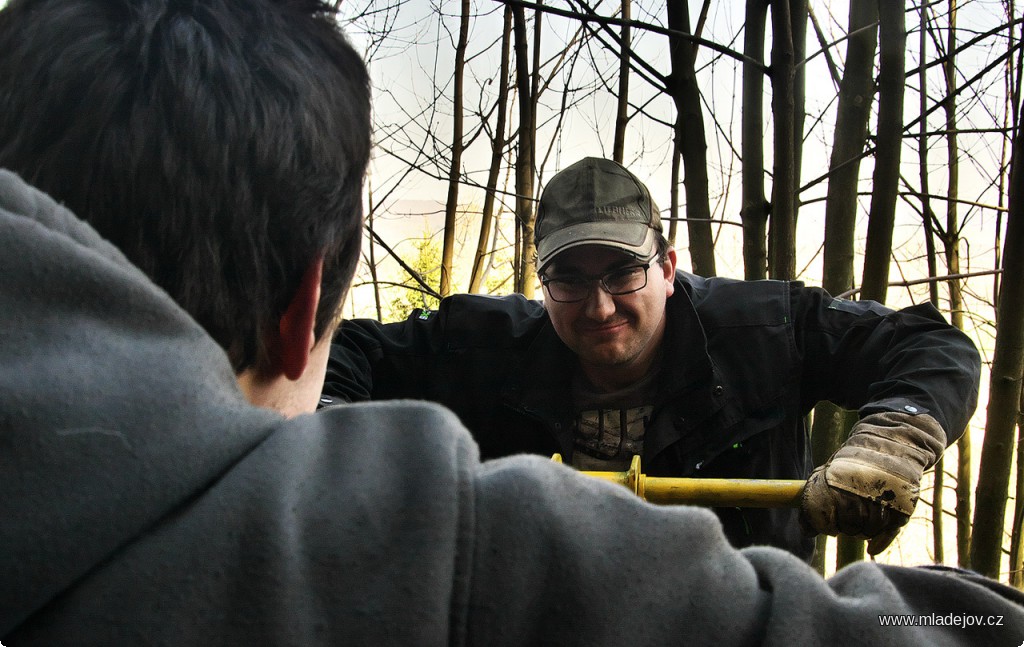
[607,267,640,283]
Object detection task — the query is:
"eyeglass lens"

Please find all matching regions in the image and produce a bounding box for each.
[544,263,650,302]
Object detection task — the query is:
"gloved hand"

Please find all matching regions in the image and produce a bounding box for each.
[800,411,946,555]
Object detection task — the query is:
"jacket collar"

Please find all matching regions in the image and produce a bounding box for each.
[660,274,715,399]
[643,274,731,459]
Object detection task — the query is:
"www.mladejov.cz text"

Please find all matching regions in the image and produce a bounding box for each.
[878,613,1005,627]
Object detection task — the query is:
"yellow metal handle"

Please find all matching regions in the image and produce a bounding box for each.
[552,454,805,508]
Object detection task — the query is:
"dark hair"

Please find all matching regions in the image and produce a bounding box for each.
[656,234,671,262]
[0,0,371,373]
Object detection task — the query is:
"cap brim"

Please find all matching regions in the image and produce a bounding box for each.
[537,223,657,272]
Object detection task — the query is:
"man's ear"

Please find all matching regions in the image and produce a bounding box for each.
[275,258,324,381]
[662,247,677,298]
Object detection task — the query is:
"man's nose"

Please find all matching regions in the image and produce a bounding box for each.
[583,283,617,319]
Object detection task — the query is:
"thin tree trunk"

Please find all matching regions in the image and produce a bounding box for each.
[440,0,471,297]
[479,199,508,292]
[859,1,906,304]
[1012,383,1024,587]
[669,134,681,246]
[843,0,905,566]
[512,3,537,296]
[367,182,382,321]
[918,0,942,564]
[821,0,877,296]
[970,102,1024,581]
[939,0,973,569]
[768,0,796,280]
[741,0,769,280]
[790,0,808,214]
[809,404,859,574]
[667,0,716,277]
[524,0,543,297]
[1004,0,1024,589]
[813,0,879,572]
[613,0,630,163]
[470,6,512,294]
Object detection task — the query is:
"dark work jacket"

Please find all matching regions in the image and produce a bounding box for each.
[324,272,981,559]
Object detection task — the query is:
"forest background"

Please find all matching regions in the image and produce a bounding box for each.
[329,0,1024,584]
[330,0,1024,584]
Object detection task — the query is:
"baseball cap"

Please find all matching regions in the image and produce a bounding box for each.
[535,157,662,272]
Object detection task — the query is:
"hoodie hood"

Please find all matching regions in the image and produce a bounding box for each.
[0,170,280,632]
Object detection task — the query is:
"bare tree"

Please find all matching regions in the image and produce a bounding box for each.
[820,0,876,298]
[790,0,808,193]
[939,0,973,567]
[916,0,943,565]
[366,181,383,320]
[740,0,769,280]
[811,0,878,572]
[667,0,716,277]
[1004,0,1024,588]
[470,6,514,294]
[768,0,797,280]
[970,96,1024,580]
[512,2,538,297]
[843,1,905,564]
[859,0,906,304]
[613,0,631,162]
[440,0,472,297]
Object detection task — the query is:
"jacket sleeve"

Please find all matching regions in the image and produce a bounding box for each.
[792,284,982,443]
[466,453,1024,645]
[323,293,547,406]
[323,308,447,404]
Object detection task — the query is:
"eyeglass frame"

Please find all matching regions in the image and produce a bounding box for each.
[539,255,660,303]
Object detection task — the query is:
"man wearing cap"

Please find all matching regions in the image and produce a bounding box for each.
[324,157,979,561]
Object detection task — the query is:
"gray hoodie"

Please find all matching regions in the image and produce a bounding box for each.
[1,168,1022,645]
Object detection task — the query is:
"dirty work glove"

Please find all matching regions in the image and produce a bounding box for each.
[800,411,946,555]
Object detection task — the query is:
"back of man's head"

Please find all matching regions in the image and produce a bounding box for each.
[0,0,371,373]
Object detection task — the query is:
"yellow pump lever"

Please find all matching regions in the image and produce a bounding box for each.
[552,454,805,508]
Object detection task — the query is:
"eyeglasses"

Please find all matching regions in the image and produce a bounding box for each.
[540,259,656,303]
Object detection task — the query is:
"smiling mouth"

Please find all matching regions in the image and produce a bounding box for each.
[581,320,629,335]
